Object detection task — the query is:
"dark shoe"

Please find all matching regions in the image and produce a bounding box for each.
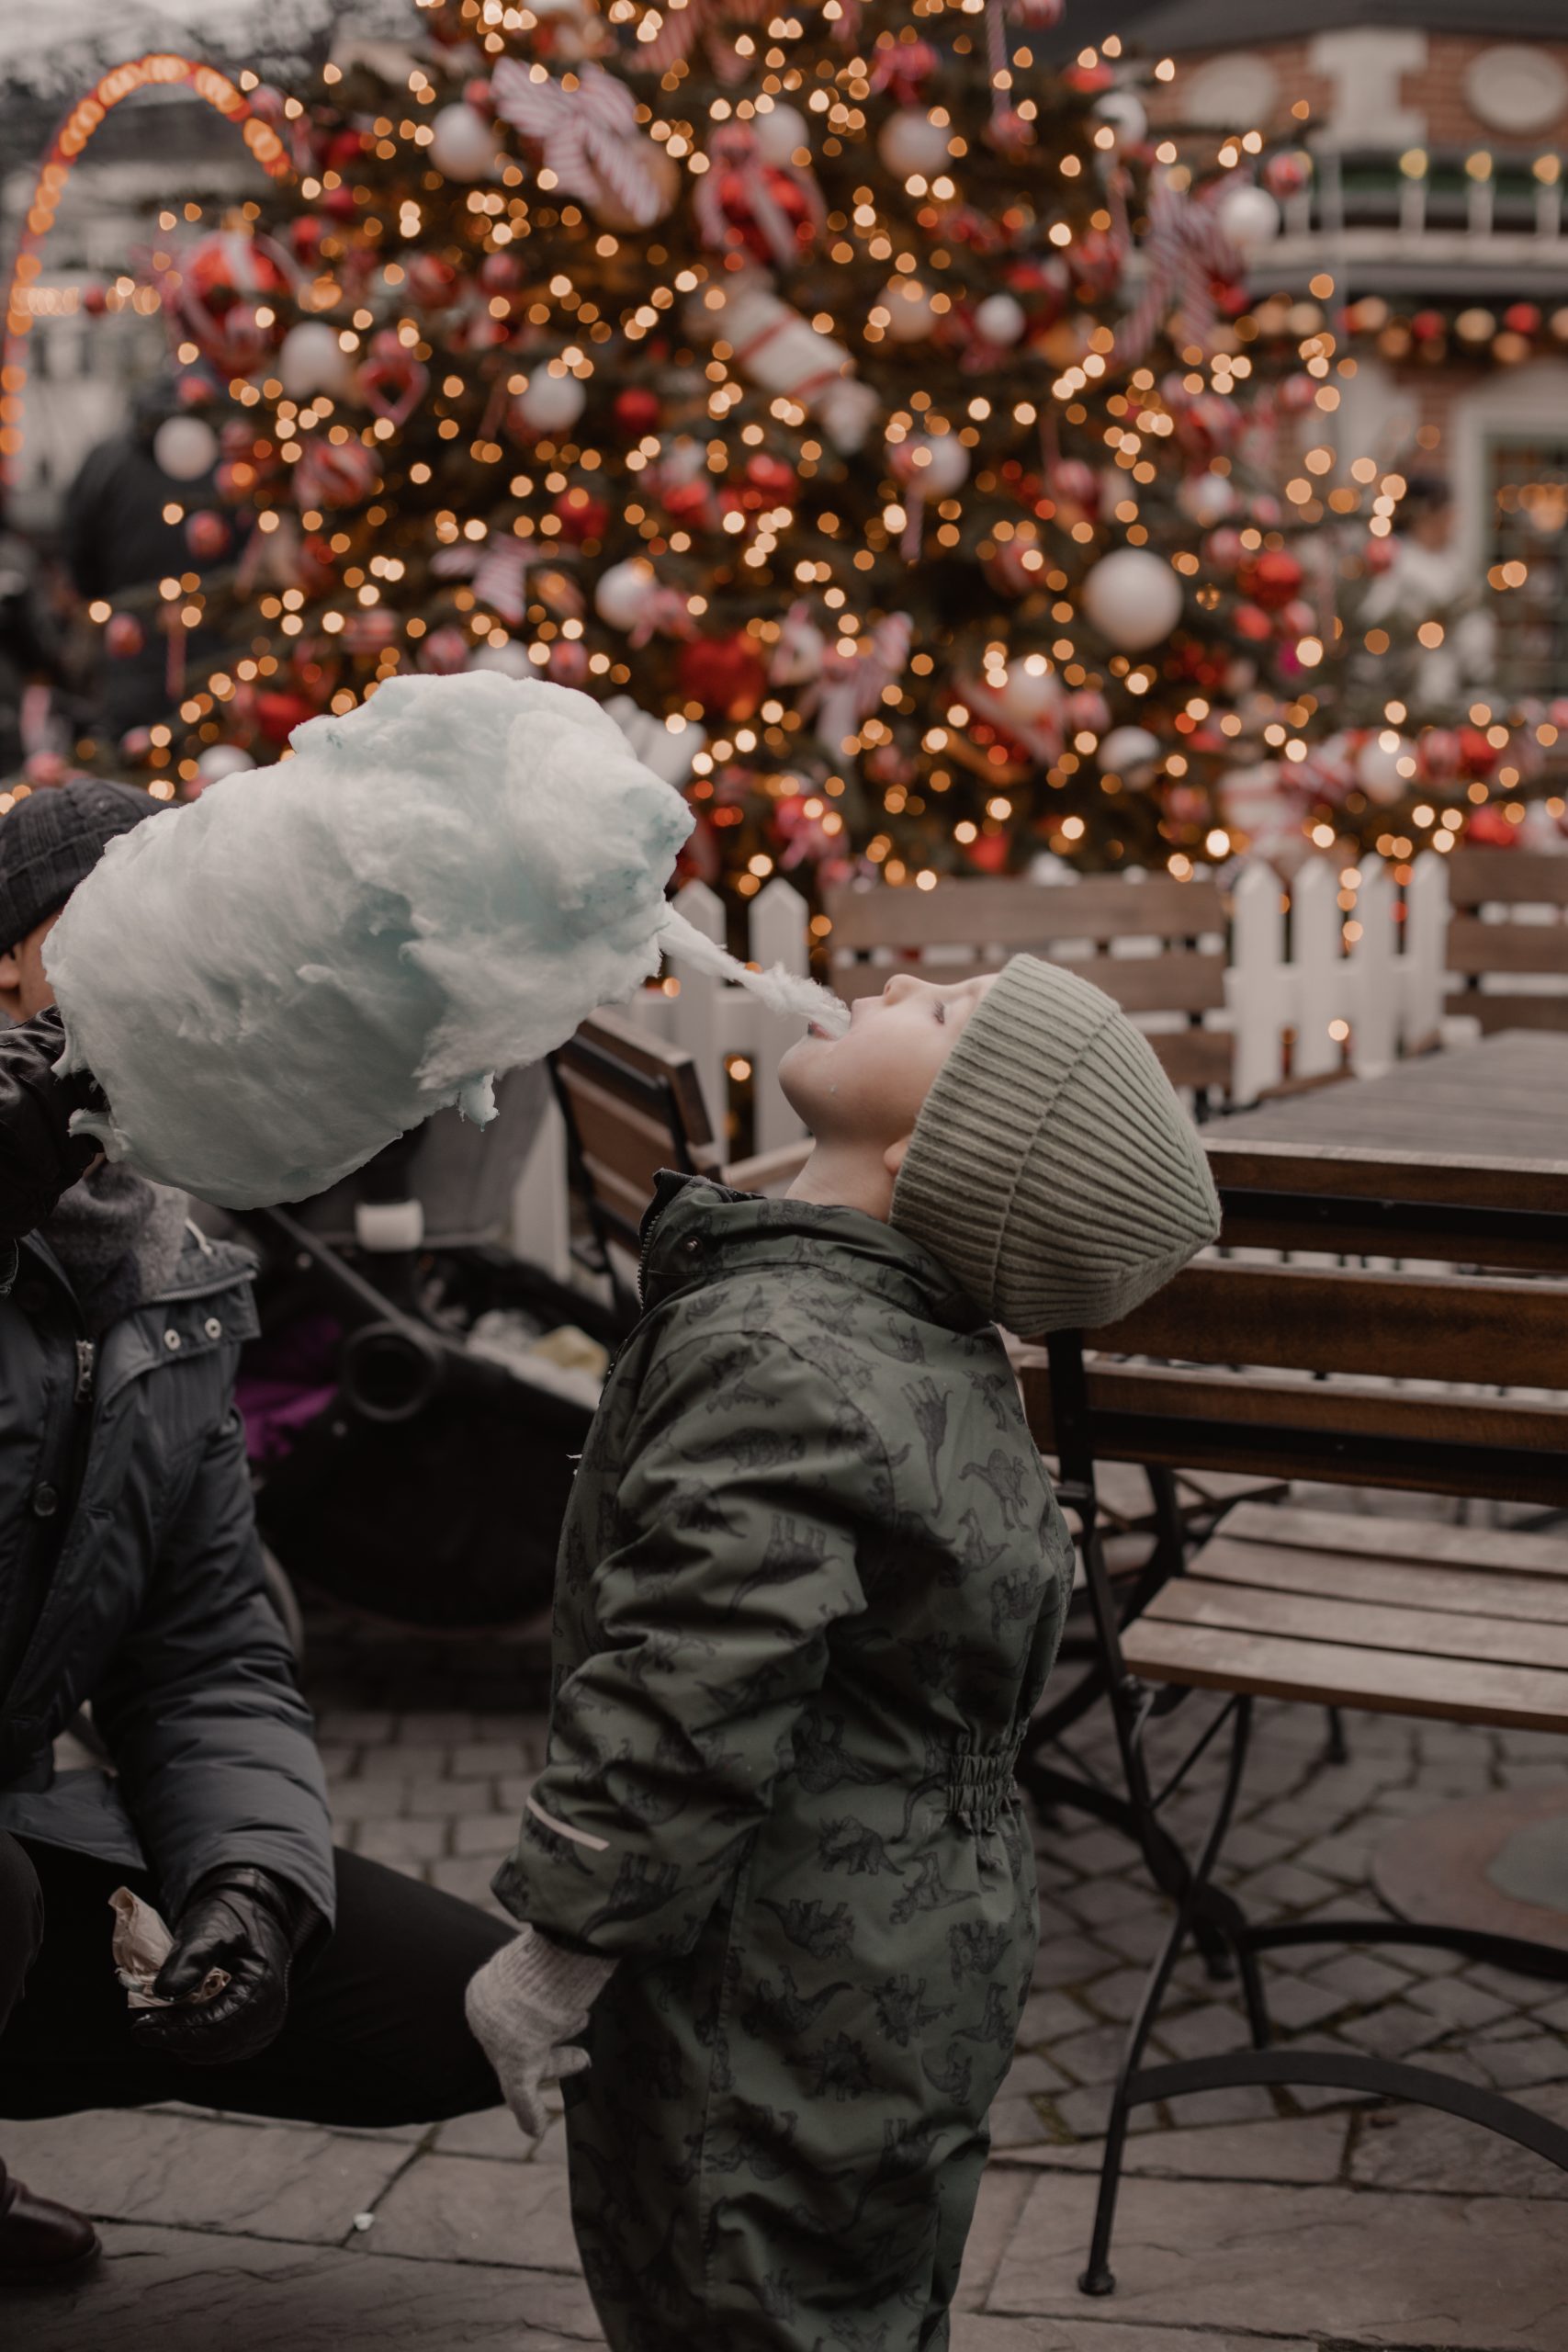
[0,2161,100,2280]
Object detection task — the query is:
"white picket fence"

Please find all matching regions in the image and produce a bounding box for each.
[512,850,1486,1281]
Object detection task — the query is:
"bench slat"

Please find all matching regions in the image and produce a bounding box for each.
[1218,1500,1568,1578]
[1149,1570,1568,1670]
[1119,1616,1568,1732]
[1191,1535,1568,1629]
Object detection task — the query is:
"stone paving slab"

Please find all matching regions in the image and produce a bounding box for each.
[2,2108,412,2244]
[987,2173,1568,2347]
[953,2326,1317,2352]
[10,2226,606,2351]
[1003,2112,1350,2183]
[369,2152,579,2270]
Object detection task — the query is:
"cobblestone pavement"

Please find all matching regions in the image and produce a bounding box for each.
[10,1587,1568,2352]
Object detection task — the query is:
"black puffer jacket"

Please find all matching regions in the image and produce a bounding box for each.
[0,1218,334,1924]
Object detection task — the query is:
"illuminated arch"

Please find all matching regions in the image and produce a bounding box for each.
[1,52,293,480]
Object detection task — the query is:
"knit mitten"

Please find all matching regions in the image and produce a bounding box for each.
[465,1926,616,2137]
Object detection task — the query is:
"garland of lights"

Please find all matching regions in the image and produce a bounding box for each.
[0,52,292,486]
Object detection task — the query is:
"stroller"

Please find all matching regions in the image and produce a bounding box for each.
[231,1065,617,1634]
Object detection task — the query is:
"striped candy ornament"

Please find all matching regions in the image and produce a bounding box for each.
[491,57,663,226]
[1113,170,1243,366]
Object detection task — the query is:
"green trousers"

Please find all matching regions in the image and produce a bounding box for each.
[565,1809,1035,2352]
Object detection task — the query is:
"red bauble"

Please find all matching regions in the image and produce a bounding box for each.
[614,388,660,437]
[81,283,108,317]
[104,614,144,659]
[716,167,815,266]
[1459,725,1498,778]
[254,690,318,744]
[662,480,715,528]
[964,831,1011,873]
[1275,373,1318,414]
[321,186,358,223]
[554,486,612,542]
[741,452,795,507]
[289,216,326,266]
[1262,152,1310,200]
[675,634,767,719]
[1465,804,1517,848]
[295,437,378,511]
[1232,603,1273,643]
[1362,534,1398,574]
[1418,728,1462,781]
[405,254,461,311]
[1204,526,1244,571]
[324,128,367,175]
[480,252,525,293]
[1504,302,1541,336]
[1237,550,1304,611]
[185,509,231,562]
[547,640,591,687]
[1048,458,1100,515]
[177,232,292,376]
[1411,310,1445,343]
[1280,598,1316,639]
[419,626,471,675]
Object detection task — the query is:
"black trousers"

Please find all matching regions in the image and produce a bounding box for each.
[0,1831,509,2128]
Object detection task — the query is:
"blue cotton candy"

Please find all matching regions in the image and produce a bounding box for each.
[46,672,840,1209]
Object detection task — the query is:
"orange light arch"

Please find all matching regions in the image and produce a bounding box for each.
[1,52,293,480]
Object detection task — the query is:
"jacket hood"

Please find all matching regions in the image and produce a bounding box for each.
[639,1170,990,1333]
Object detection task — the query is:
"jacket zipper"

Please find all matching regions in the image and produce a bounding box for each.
[74,1339,96,1405]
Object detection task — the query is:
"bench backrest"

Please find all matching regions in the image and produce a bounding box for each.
[1445,847,1568,1035]
[1022,1141,1568,1511]
[822,873,1233,1098]
[548,1010,719,1266]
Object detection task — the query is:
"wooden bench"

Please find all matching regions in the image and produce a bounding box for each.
[549,1008,809,1324]
[823,873,1235,1106]
[1445,846,1568,1035]
[1020,1142,1568,2296]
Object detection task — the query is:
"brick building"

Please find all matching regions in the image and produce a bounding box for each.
[1064,2,1568,698]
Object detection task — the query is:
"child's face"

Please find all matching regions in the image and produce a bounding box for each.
[780,971,998,1158]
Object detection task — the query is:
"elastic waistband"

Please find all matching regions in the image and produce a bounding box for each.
[945,1741,1021,1830]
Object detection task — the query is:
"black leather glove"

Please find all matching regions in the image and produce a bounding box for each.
[130,1867,324,2068]
[0,1007,106,1249]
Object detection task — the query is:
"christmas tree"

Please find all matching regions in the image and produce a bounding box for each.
[114,0,1549,902]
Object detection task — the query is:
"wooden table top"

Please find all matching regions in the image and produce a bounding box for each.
[1205,1032,1568,1216]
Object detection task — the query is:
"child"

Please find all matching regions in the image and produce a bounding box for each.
[468,957,1219,2351]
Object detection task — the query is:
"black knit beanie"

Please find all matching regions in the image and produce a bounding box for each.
[0,780,160,955]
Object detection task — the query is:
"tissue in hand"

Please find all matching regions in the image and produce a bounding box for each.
[46,673,845,1208]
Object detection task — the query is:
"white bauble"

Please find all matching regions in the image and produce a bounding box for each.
[1178,470,1241,528]
[594,558,658,632]
[1081,548,1184,651]
[277,321,352,400]
[1092,89,1147,149]
[468,641,534,677]
[429,102,501,182]
[1099,724,1162,773]
[994,665,1058,726]
[1356,731,1414,805]
[975,292,1027,346]
[516,373,586,435]
[1216,183,1281,248]
[882,278,937,343]
[195,744,255,786]
[895,432,969,497]
[754,103,809,165]
[876,107,951,180]
[152,415,219,482]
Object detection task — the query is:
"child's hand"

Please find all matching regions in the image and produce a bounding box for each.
[465,1926,615,2138]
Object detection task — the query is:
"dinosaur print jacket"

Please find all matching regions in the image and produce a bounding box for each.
[495,1171,1075,1968]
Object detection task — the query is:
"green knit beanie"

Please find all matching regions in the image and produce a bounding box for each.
[889,955,1221,1335]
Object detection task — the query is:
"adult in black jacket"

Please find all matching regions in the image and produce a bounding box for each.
[0,781,507,2283]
